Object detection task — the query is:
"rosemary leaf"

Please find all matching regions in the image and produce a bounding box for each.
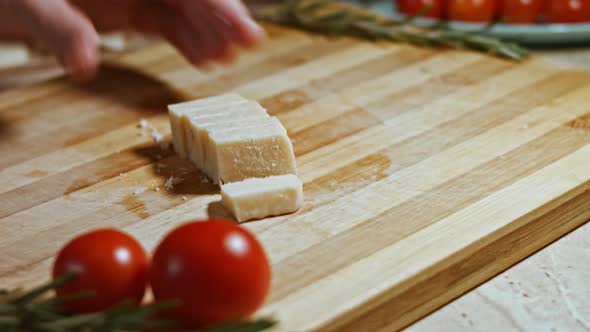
[1,275,276,332]
[201,318,276,332]
[8,273,78,306]
[250,0,529,61]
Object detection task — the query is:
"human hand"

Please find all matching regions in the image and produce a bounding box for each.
[0,0,267,80]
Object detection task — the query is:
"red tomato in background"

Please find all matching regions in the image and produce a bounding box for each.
[52,229,149,313]
[149,219,271,328]
[447,0,497,22]
[397,0,446,18]
[499,0,544,23]
[545,0,590,23]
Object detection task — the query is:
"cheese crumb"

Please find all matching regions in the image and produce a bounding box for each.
[164,176,182,190]
[151,128,164,142]
[138,119,169,151]
[133,187,147,195]
[155,187,161,192]
[138,119,150,128]
[182,196,187,201]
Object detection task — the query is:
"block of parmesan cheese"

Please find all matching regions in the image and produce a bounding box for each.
[186,102,269,168]
[168,93,247,158]
[221,174,303,222]
[188,115,270,170]
[208,117,297,184]
[177,102,250,158]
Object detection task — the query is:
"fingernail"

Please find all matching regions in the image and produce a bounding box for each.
[245,17,264,33]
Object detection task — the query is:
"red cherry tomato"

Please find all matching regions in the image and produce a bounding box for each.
[149,219,271,329]
[52,229,149,313]
[545,0,590,23]
[447,0,497,22]
[499,0,543,23]
[396,0,446,18]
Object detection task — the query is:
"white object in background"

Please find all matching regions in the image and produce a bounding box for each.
[0,43,29,69]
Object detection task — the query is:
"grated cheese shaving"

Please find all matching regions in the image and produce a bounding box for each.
[164,176,182,190]
[138,119,150,128]
[132,187,147,195]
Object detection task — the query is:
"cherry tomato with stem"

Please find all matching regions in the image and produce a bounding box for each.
[149,219,271,329]
[545,0,590,23]
[499,0,543,24]
[447,0,497,22]
[396,0,446,18]
[52,229,149,313]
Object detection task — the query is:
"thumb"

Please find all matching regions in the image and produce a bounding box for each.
[14,0,100,80]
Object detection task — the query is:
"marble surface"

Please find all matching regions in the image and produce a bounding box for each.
[408,223,590,332]
[0,40,589,332]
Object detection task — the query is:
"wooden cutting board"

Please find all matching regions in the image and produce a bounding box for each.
[2,24,590,331]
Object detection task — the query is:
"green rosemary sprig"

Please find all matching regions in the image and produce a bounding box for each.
[250,0,529,61]
[0,274,275,332]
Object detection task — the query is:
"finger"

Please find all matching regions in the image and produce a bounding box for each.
[188,8,222,64]
[179,0,266,49]
[134,3,209,68]
[14,0,100,80]
[194,2,236,64]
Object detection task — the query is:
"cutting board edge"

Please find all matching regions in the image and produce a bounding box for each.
[328,185,590,332]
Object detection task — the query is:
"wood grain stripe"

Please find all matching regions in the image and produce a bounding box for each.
[0,157,218,278]
[0,49,488,213]
[260,47,433,115]
[0,37,363,170]
[0,55,520,246]
[292,107,381,156]
[0,81,67,112]
[171,38,361,99]
[0,116,169,194]
[249,83,590,267]
[262,143,590,332]
[235,42,410,100]
[0,107,158,169]
[338,188,590,332]
[277,52,487,135]
[0,59,580,280]
[0,144,172,219]
[297,60,558,182]
[268,125,590,303]
[279,72,589,228]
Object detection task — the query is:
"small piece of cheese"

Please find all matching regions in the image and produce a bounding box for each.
[221,174,303,222]
[168,93,247,158]
[208,117,297,184]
